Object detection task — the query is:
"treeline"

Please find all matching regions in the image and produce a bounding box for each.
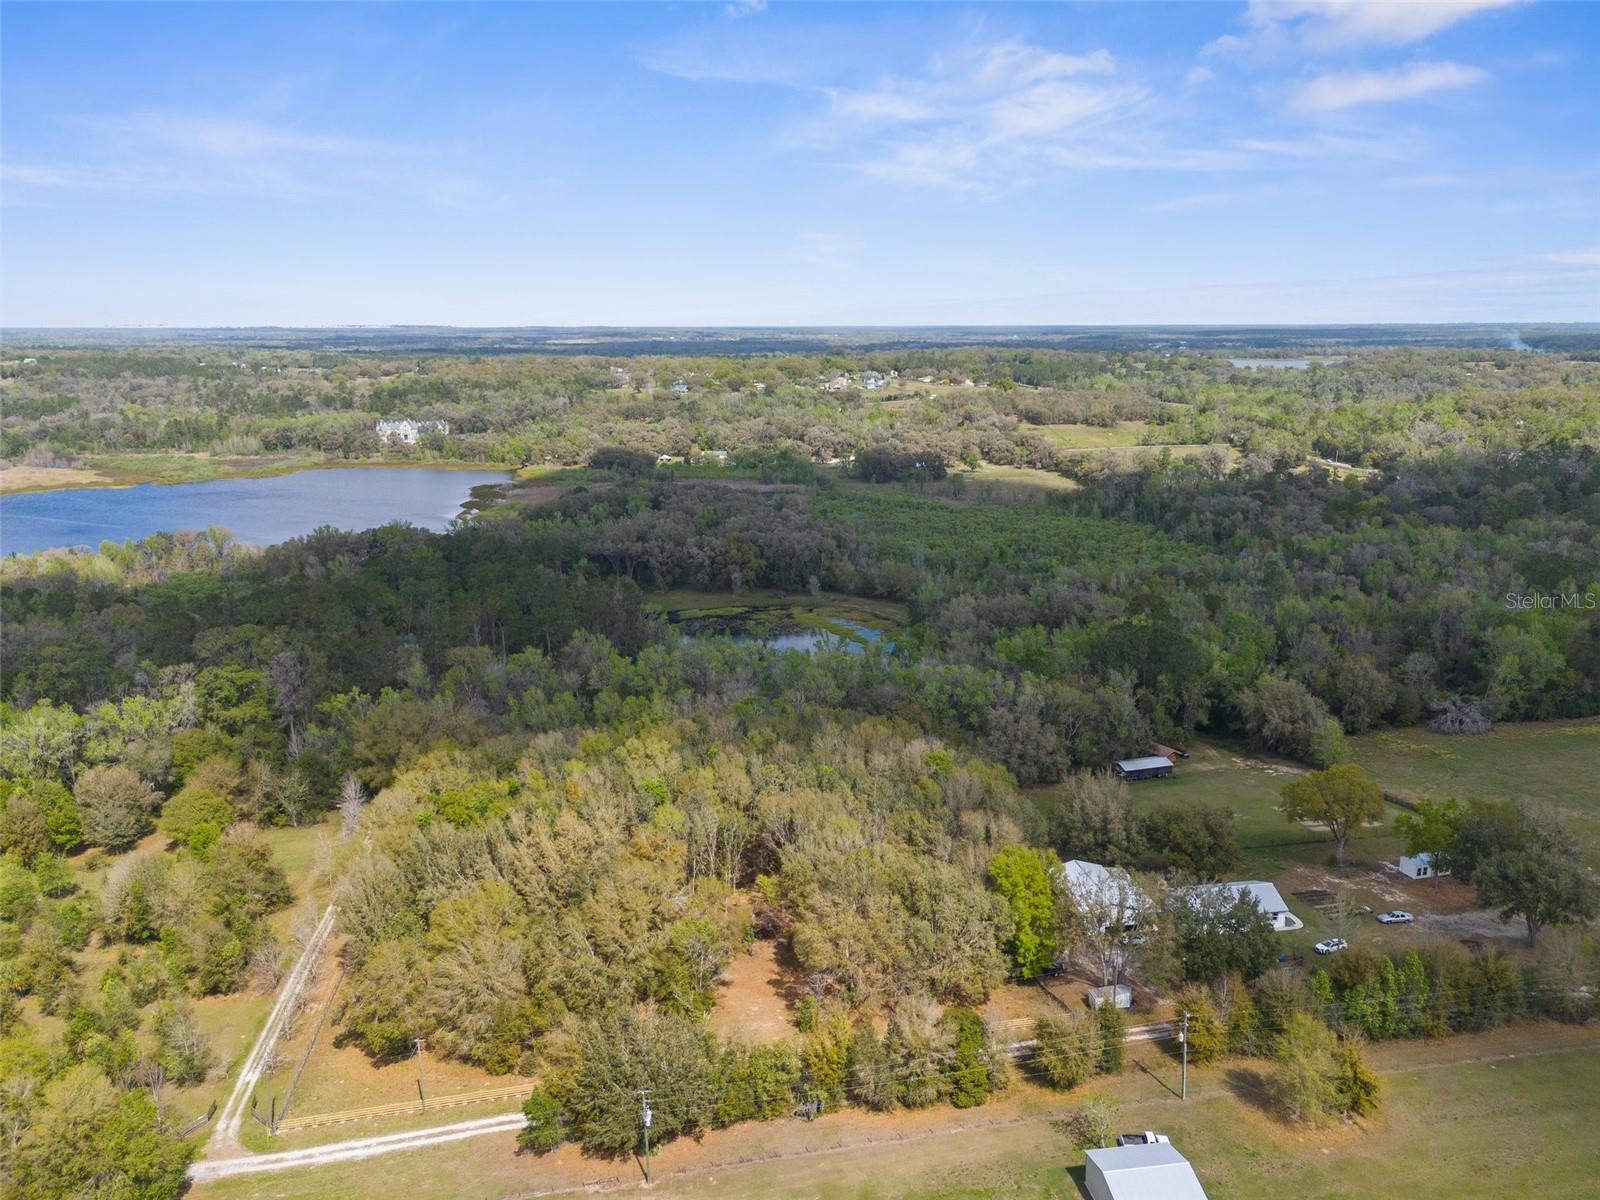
[6,346,1596,472]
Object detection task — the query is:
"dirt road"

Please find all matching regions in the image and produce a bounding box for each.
[189,1111,529,1182]
[207,904,339,1157]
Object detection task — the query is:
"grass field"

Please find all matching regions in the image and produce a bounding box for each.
[189,1023,1600,1200]
[1352,719,1600,868]
[1021,421,1149,449]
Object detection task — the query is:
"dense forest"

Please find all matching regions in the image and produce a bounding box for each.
[1,344,1598,1193]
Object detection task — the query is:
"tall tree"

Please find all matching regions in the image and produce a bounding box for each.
[1278,763,1384,866]
[1452,802,1599,948]
[988,845,1059,979]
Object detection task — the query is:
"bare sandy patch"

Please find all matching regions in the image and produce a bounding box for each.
[706,937,804,1044]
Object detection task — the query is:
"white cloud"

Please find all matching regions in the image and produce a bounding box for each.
[1289,61,1488,111]
[1259,0,1523,50]
[765,38,1185,189]
[1210,0,1522,59]
[1543,246,1600,267]
[724,0,766,18]
[1183,66,1215,86]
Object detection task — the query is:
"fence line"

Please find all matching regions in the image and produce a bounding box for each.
[177,1099,219,1138]
[277,964,345,1126]
[274,1082,531,1134]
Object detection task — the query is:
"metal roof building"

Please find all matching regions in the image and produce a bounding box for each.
[1084,1142,1209,1200]
[1113,755,1174,781]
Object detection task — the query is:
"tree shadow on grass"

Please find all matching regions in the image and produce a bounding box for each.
[1223,1065,1278,1119]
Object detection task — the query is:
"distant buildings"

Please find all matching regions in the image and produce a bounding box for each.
[376,418,450,445]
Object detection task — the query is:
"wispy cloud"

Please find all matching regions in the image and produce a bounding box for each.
[1289,61,1488,111]
[654,36,1250,189]
[723,0,766,19]
[1211,0,1523,58]
[2,107,502,208]
[1544,246,1600,267]
[1145,190,1246,214]
[87,110,389,159]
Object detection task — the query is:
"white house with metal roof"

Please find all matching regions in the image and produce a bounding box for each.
[1084,1141,1209,1200]
[1054,860,1148,929]
[1221,880,1302,931]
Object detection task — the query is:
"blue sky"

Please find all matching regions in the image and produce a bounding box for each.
[2,1,1596,326]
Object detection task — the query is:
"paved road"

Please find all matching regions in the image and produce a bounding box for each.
[207,904,339,1158]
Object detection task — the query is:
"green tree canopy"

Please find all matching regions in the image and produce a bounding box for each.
[1278,763,1385,866]
[988,845,1059,979]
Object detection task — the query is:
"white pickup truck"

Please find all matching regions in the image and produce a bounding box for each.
[1116,1132,1171,1147]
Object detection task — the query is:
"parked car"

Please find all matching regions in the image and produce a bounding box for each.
[1376,910,1414,925]
[1314,937,1349,955]
[1117,1132,1171,1147]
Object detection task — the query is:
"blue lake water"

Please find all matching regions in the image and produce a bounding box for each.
[0,467,511,556]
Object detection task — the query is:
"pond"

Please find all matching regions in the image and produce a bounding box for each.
[0,466,512,556]
[670,611,896,655]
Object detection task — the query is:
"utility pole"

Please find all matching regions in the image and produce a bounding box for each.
[415,1038,426,1112]
[639,1089,653,1185]
[1179,1010,1189,1101]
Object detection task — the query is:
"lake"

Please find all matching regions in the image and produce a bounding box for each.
[0,466,511,556]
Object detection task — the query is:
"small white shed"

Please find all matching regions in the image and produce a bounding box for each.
[1398,852,1449,880]
[1084,1142,1209,1200]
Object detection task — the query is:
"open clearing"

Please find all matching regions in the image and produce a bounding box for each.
[188,1023,1600,1200]
[1021,421,1149,449]
[1352,719,1600,867]
[704,937,803,1045]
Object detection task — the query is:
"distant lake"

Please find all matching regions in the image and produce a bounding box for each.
[0,466,511,557]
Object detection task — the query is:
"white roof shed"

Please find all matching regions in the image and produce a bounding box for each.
[1084,1142,1209,1200]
